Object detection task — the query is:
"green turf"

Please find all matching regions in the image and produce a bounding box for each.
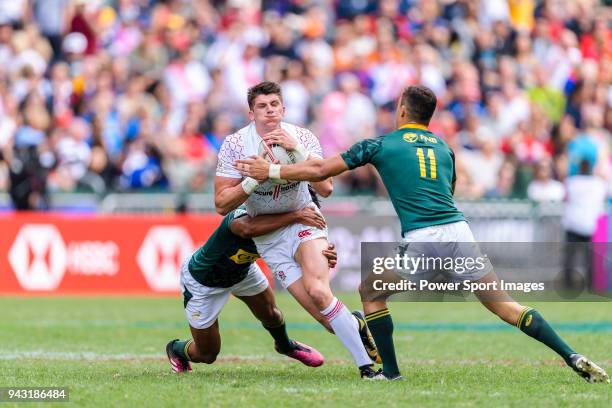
[0,295,610,407]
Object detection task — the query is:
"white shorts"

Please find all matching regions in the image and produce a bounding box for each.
[180,257,269,329]
[254,221,328,289]
[399,221,492,281]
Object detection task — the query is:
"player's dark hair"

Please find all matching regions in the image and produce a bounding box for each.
[400,85,437,125]
[247,81,283,110]
[308,184,321,209]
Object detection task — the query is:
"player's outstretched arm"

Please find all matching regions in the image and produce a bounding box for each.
[229,207,326,239]
[214,176,252,215]
[235,155,349,183]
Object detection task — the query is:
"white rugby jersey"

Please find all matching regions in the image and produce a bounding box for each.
[216,121,323,218]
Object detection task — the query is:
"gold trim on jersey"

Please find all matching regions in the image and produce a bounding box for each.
[399,123,429,131]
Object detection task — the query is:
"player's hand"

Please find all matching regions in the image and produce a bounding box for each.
[263,129,297,150]
[322,243,337,269]
[235,155,270,183]
[297,207,326,230]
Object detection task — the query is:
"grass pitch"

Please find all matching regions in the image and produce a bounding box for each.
[0,295,610,407]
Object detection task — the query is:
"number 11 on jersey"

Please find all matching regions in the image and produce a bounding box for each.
[416,148,437,179]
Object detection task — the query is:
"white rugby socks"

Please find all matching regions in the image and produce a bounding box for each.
[321,297,372,368]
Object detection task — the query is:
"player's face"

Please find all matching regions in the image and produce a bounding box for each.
[248,94,285,129]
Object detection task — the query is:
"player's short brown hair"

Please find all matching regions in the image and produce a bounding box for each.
[247,81,283,110]
[400,85,437,125]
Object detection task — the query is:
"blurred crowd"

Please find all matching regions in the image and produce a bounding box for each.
[0,0,610,209]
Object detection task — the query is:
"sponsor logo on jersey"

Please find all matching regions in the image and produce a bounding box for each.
[273,185,281,200]
[525,314,533,327]
[298,230,312,239]
[403,133,438,144]
[252,182,300,196]
[403,133,418,143]
[229,249,260,264]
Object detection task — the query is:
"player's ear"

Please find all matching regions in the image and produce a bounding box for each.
[248,110,254,121]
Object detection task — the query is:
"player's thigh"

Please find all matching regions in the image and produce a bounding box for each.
[181,258,231,340]
[288,216,329,284]
[294,237,331,286]
[236,286,278,323]
[231,263,272,319]
[436,221,492,281]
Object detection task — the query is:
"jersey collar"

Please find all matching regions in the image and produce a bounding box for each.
[399,123,428,131]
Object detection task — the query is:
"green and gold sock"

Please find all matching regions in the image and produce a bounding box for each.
[517,307,576,364]
[366,308,401,378]
[172,339,193,361]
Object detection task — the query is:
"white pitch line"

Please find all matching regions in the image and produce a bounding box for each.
[0,351,281,362]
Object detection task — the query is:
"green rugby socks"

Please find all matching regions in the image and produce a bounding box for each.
[517,308,576,364]
[172,339,193,361]
[264,318,293,353]
[366,308,401,378]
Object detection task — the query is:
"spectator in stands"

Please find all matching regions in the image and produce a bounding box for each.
[562,159,608,289]
[527,159,565,202]
[0,0,608,206]
[464,137,504,198]
[9,96,53,209]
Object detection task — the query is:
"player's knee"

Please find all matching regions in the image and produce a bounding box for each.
[306,285,332,309]
[191,351,218,364]
[189,342,220,364]
[358,281,372,298]
[199,353,218,364]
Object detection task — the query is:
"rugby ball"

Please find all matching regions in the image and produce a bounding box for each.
[257,141,299,185]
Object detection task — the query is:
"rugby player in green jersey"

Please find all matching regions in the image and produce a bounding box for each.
[166,205,337,372]
[236,85,610,383]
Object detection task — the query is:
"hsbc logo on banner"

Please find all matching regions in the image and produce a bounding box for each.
[137,226,194,291]
[9,224,67,291]
[8,224,120,291]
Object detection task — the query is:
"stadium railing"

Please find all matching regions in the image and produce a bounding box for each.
[0,191,568,242]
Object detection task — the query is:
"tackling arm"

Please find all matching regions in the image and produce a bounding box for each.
[236,155,349,183]
[229,212,301,239]
[229,207,326,239]
[214,176,251,215]
[281,155,348,182]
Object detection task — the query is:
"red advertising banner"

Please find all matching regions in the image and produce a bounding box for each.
[0,213,273,295]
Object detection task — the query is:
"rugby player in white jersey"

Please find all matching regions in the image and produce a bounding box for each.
[214,81,382,379]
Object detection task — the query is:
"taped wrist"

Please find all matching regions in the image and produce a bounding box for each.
[241,177,259,195]
[269,164,281,180]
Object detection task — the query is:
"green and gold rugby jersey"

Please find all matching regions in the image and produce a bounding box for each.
[341,124,464,235]
[188,207,259,288]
